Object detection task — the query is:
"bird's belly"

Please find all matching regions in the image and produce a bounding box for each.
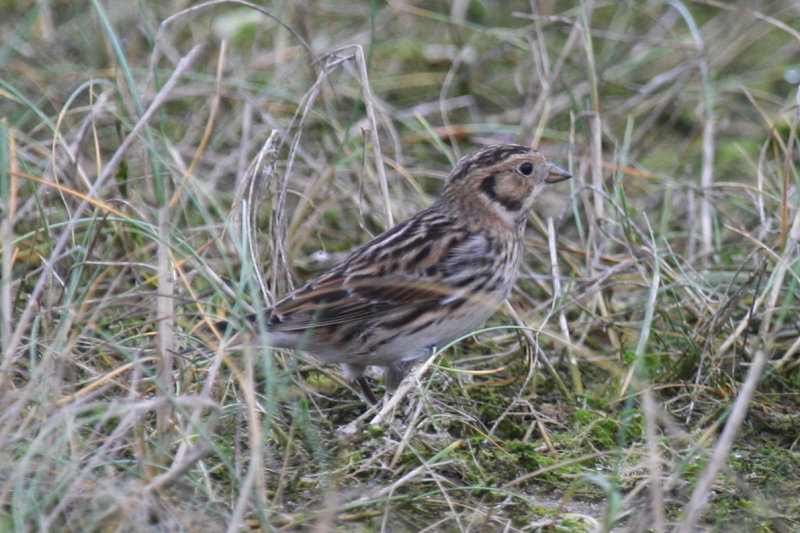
[359,302,499,368]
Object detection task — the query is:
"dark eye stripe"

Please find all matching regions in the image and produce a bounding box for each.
[450,144,534,182]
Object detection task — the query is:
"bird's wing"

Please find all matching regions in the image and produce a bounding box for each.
[264,276,450,331]
[260,212,497,332]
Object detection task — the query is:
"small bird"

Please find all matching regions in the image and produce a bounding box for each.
[211,144,570,404]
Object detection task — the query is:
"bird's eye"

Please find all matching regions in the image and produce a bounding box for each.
[518,162,534,176]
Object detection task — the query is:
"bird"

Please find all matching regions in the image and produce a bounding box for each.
[206,144,571,404]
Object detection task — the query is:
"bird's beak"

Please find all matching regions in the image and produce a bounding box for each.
[545,163,571,183]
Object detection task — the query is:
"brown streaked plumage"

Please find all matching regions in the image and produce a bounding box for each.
[214,144,570,404]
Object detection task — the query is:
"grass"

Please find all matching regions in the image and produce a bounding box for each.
[2,0,800,531]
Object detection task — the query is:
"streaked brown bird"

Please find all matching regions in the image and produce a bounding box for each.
[211,144,570,404]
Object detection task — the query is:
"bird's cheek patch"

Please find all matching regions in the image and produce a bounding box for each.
[492,176,531,212]
[480,174,526,212]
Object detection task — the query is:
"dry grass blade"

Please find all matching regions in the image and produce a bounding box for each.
[1,1,799,531]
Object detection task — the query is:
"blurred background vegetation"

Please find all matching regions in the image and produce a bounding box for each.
[1,1,799,531]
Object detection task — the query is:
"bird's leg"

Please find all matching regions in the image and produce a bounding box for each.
[356,376,378,405]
